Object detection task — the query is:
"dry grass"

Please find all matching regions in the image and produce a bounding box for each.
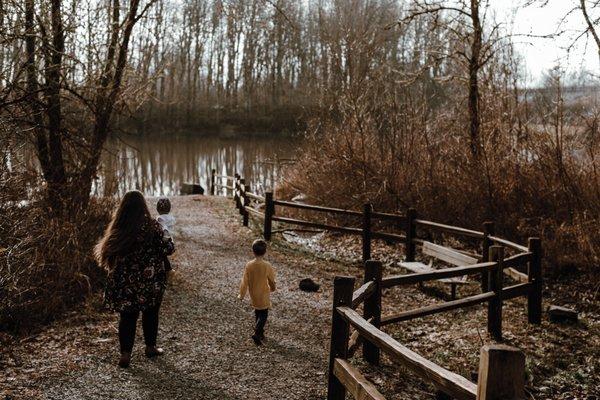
[0,133,113,333]
[281,76,600,277]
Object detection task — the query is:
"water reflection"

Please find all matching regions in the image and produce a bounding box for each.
[96,135,298,197]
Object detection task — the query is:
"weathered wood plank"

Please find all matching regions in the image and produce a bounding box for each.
[348,316,372,357]
[414,220,484,238]
[488,236,529,252]
[245,192,265,202]
[333,359,386,400]
[337,307,478,400]
[380,292,495,325]
[273,200,363,216]
[504,267,528,284]
[477,345,525,400]
[352,281,375,309]
[371,211,405,222]
[347,329,363,357]
[422,242,479,267]
[501,283,532,300]
[371,231,406,242]
[272,216,362,235]
[382,262,496,288]
[244,206,264,218]
[502,252,532,269]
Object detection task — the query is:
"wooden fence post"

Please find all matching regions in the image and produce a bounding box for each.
[527,237,543,324]
[363,260,382,366]
[327,276,355,400]
[242,182,249,227]
[264,191,274,241]
[362,203,372,263]
[405,208,417,262]
[234,174,240,208]
[487,245,504,341]
[481,221,494,292]
[477,345,525,400]
[238,179,245,215]
[210,168,216,195]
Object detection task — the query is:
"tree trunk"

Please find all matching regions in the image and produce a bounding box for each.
[468,0,482,158]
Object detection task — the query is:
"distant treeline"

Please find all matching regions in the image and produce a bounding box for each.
[117,0,430,133]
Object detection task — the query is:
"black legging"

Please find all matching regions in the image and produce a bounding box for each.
[119,305,160,353]
[254,309,268,337]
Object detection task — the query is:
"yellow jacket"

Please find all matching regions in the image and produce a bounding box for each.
[239,257,276,310]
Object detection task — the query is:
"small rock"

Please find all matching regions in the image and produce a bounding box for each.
[548,305,578,323]
[180,183,204,195]
[299,278,320,292]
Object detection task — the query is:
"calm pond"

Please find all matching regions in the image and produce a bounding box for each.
[96,135,300,197]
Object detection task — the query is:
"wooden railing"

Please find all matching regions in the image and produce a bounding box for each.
[209,170,540,399]
[329,274,527,400]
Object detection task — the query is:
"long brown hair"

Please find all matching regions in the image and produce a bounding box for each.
[95,190,152,270]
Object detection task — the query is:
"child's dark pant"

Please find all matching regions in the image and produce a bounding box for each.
[119,305,160,353]
[254,309,269,337]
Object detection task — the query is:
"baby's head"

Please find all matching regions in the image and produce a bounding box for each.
[252,239,267,257]
[157,198,171,215]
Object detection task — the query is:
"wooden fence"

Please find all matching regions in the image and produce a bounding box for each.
[210,170,541,399]
[329,272,527,400]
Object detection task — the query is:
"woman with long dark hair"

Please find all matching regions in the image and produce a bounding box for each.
[95,191,175,368]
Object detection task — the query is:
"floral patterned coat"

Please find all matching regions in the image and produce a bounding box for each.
[104,220,175,313]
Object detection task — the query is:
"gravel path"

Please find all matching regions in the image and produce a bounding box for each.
[2,196,350,400]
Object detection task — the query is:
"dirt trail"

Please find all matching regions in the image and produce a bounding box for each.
[2,196,349,400]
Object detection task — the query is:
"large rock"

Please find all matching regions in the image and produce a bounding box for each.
[548,305,578,323]
[180,183,204,195]
[299,278,320,292]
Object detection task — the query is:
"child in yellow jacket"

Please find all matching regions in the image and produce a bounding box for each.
[238,239,276,345]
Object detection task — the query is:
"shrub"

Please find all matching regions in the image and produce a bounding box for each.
[0,143,113,333]
[282,77,600,273]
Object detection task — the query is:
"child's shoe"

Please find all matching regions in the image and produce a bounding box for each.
[145,346,164,358]
[251,334,262,346]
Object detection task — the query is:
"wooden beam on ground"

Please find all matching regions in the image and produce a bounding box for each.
[333,359,386,400]
[337,307,477,400]
[380,292,495,326]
